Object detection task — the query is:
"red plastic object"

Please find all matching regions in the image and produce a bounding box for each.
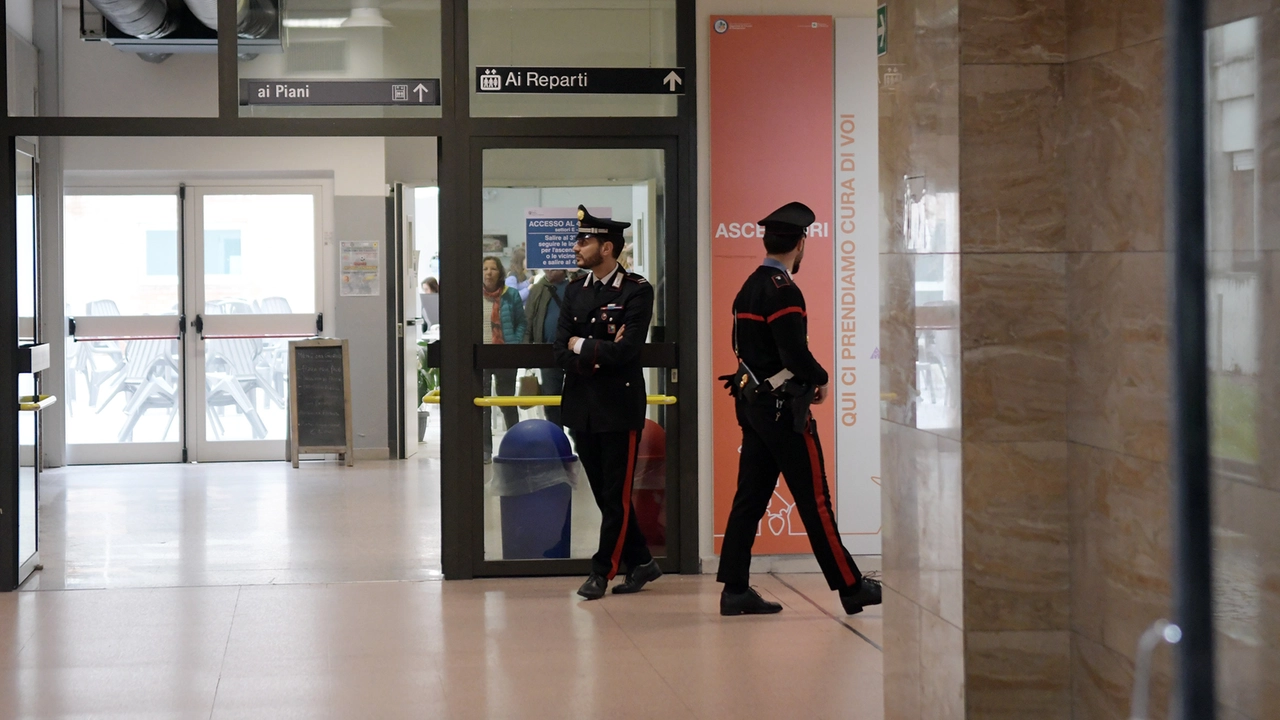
[632,419,667,547]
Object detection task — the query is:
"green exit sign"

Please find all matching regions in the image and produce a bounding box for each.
[877,5,888,56]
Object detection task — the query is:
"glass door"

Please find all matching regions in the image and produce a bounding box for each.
[187,187,324,462]
[64,191,184,464]
[469,145,681,575]
[16,140,41,584]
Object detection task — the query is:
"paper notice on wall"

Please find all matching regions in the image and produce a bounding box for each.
[525,207,609,270]
[340,240,380,297]
[834,17,881,555]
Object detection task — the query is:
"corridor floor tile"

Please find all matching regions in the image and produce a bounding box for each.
[0,575,882,719]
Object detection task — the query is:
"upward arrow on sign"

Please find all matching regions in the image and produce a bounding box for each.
[664,71,683,91]
[413,84,430,102]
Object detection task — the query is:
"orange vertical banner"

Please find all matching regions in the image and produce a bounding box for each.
[710,16,835,554]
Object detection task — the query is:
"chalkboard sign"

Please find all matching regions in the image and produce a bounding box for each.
[288,338,353,467]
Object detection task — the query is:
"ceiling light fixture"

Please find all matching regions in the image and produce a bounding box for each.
[282,17,347,29]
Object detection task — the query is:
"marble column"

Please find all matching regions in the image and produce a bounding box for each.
[959,3,1072,719]
[884,1,1279,717]
[879,0,964,717]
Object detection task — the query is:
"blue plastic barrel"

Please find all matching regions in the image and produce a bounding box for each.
[491,419,578,559]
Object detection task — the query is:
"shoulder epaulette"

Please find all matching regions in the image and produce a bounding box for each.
[772,274,792,288]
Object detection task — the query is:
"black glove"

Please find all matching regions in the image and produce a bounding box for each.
[718,373,736,395]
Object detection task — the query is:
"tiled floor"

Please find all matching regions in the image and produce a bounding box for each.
[11,428,883,718]
[0,575,882,719]
[29,458,445,591]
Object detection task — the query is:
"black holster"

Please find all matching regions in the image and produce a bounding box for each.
[778,380,815,433]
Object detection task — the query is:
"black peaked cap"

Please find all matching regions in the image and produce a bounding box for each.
[577,205,630,237]
[758,201,816,235]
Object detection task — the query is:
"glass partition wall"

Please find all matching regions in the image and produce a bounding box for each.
[476,147,676,569]
[0,0,696,588]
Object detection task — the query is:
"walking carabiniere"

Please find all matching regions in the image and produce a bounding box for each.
[716,201,882,616]
[554,206,662,600]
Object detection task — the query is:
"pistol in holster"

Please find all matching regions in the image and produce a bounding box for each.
[778,379,816,434]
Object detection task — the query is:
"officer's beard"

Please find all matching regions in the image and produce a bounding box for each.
[791,248,805,274]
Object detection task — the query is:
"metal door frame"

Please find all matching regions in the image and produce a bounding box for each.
[463,136,687,577]
[0,0,698,588]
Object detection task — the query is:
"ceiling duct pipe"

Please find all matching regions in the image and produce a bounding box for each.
[183,0,278,39]
[86,0,181,39]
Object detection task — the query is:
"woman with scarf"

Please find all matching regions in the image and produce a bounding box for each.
[482,256,528,462]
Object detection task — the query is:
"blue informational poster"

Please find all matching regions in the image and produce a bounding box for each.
[525,207,610,270]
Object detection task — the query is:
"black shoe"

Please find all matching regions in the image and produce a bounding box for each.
[577,573,607,600]
[839,574,883,615]
[720,587,783,616]
[612,559,663,594]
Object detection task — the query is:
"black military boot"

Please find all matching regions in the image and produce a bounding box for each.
[612,559,663,594]
[720,587,783,616]
[577,573,607,600]
[839,574,883,615]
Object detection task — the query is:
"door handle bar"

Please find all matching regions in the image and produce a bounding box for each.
[468,395,677,408]
[200,333,318,340]
[19,395,58,412]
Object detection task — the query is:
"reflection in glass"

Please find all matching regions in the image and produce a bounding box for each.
[913,255,960,434]
[482,148,667,328]
[1206,18,1277,720]
[18,374,37,568]
[17,153,35,341]
[480,377,670,562]
[17,148,38,570]
[904,182,959,254]
[68,339,181,445]
[64,195,180,316]
[479,148,672,563]
[64,195,182,445]
[202,194,316,313]
[240,0,442,118]
[1206,18,1260,466]
[204,339,288,443]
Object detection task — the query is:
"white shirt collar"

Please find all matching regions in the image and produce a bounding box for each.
[586,263,622,288]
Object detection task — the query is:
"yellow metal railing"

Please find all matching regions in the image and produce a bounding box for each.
[19,395,57,412]
[424,390,895,405]
[421,393,677,407]
[474,394,676,407]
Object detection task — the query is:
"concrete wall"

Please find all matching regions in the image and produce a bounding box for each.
[334,197,390,453]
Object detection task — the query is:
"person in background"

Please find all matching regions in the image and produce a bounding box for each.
[505,246,532,303]
[482,256,528,463]
[421,277,439,294]
[525,268,572,426]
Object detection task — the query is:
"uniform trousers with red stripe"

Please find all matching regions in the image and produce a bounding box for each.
[572,428,653,580]
[717,397,864,593]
